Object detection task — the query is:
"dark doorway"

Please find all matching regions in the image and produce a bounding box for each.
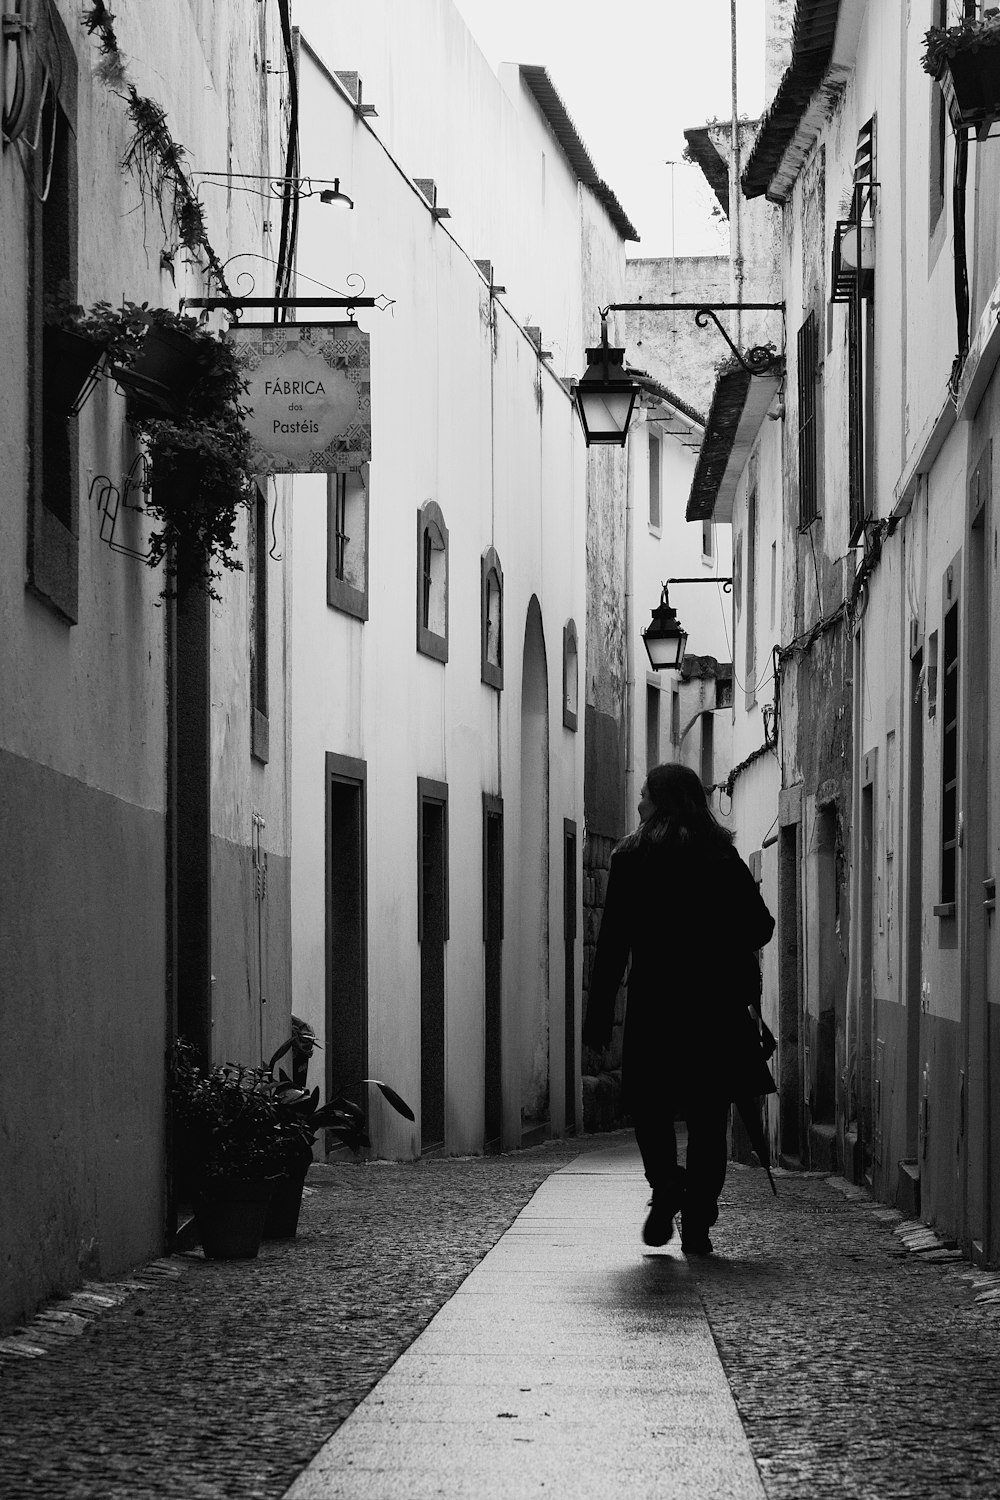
[778,820,802,1161]
[419,779,448,1153]
[169,587,212,1066]
[858,769,876,1185]
[814,804,840,1125]
[325,755,367,1105]
[906,648,924,1163]
[483,795,503,1153]
[563,819,578,1135]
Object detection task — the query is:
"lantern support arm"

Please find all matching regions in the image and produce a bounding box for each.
[666,576,733,593]
[597,301,784,378]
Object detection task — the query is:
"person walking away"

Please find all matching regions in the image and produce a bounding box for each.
[582,763,775,1254]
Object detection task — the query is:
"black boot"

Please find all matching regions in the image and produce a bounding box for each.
[681,1191,717,1255]
[642,1168,685,1247]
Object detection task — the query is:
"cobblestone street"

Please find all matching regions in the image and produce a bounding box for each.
[2,1133,999,1498]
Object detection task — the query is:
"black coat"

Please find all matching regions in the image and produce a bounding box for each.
[583,834,776,1110]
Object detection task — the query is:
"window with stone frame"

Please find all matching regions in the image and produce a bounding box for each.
[328,465,369,620]
[416,500,448,662]
[562,619,579,731]
[481,547,503,689]
[648,433,661,530]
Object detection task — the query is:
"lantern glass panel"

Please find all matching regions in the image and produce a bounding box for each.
[577,387,636,444]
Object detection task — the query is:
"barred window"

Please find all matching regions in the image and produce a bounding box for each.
[797,312,819,529]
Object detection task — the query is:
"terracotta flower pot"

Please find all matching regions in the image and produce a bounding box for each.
[193,1176,275,1259]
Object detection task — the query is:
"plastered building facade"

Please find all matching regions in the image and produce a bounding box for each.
[693,0,1000,1262]
[0,0,292,1325]
[289,1,636,1156]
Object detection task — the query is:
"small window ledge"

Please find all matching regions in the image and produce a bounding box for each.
[933,902,955,919]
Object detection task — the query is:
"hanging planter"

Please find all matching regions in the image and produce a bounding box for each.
[923,13,1000,132]
[42,326,108,416]
[111,322,206,420]
[55,299,255,598]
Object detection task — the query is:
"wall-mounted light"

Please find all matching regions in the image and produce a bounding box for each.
[571,316,640,447]
[192,172,354,207]
[319,178,354,209]
[642,585,688,671]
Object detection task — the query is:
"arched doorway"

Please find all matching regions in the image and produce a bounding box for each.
[518,595,550,1143]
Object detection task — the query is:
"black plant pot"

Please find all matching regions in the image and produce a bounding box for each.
[193,1177,275,1260]
[42,326,106,416]
[940,43,1000,130]
[263,1158,312,1240]
[113,323,204,419]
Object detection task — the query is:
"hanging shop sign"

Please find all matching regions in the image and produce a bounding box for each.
[226,322,371,473]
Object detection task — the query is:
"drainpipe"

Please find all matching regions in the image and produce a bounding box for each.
[624,420,637,827]
[168,584,213,1067]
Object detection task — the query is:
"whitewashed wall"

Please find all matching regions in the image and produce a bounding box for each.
[0,0,288,1326]
[291,6,595,1157]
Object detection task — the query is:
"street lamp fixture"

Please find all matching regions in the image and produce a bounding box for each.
[574,301,785,449]
[642,584,688,671]
[571,317,640,447]
[319,179,355,209]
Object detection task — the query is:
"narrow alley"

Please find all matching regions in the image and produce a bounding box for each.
[3,1136,999,1499]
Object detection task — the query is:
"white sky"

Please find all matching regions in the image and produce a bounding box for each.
[452,0,767,259]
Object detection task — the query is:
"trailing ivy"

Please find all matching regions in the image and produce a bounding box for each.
[81,2,230,294]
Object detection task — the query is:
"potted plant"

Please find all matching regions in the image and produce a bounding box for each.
[41,293,143,417]
[170,1040,289,1259]
[61,298,256,597]
[262,1028,415,1239]
[922,9,1000,130]
[110,310,211,420]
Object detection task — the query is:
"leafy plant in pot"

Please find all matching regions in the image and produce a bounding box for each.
[48,297,255,598]
[41,292,147,417]
[170,1039,290,1259]
[922,8,1000,130]
[263,1029,416,1240]
[121,305,256,599]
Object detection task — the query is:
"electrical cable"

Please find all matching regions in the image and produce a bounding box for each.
[272,0,300,319]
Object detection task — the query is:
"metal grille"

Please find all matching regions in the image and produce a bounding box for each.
[333,473,349,581]
[421,528,433,628]
[797,312,818,528]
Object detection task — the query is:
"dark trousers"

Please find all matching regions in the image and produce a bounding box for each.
[632,1098,730,1227]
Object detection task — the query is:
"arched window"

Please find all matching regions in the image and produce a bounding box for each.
[481,547,503,689]
[562,619,579,731]
[416,500,449,661]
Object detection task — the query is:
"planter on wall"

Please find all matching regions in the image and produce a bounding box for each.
[42,326,107,416]
[938,41,1000,131]
[111,323,204,419]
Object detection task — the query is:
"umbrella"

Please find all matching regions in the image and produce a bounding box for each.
[733,1094,778,1195]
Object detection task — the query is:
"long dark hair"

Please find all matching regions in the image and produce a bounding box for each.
[634,762,733,851]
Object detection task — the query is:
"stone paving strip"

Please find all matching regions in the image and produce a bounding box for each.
[284,1142,765,1500]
